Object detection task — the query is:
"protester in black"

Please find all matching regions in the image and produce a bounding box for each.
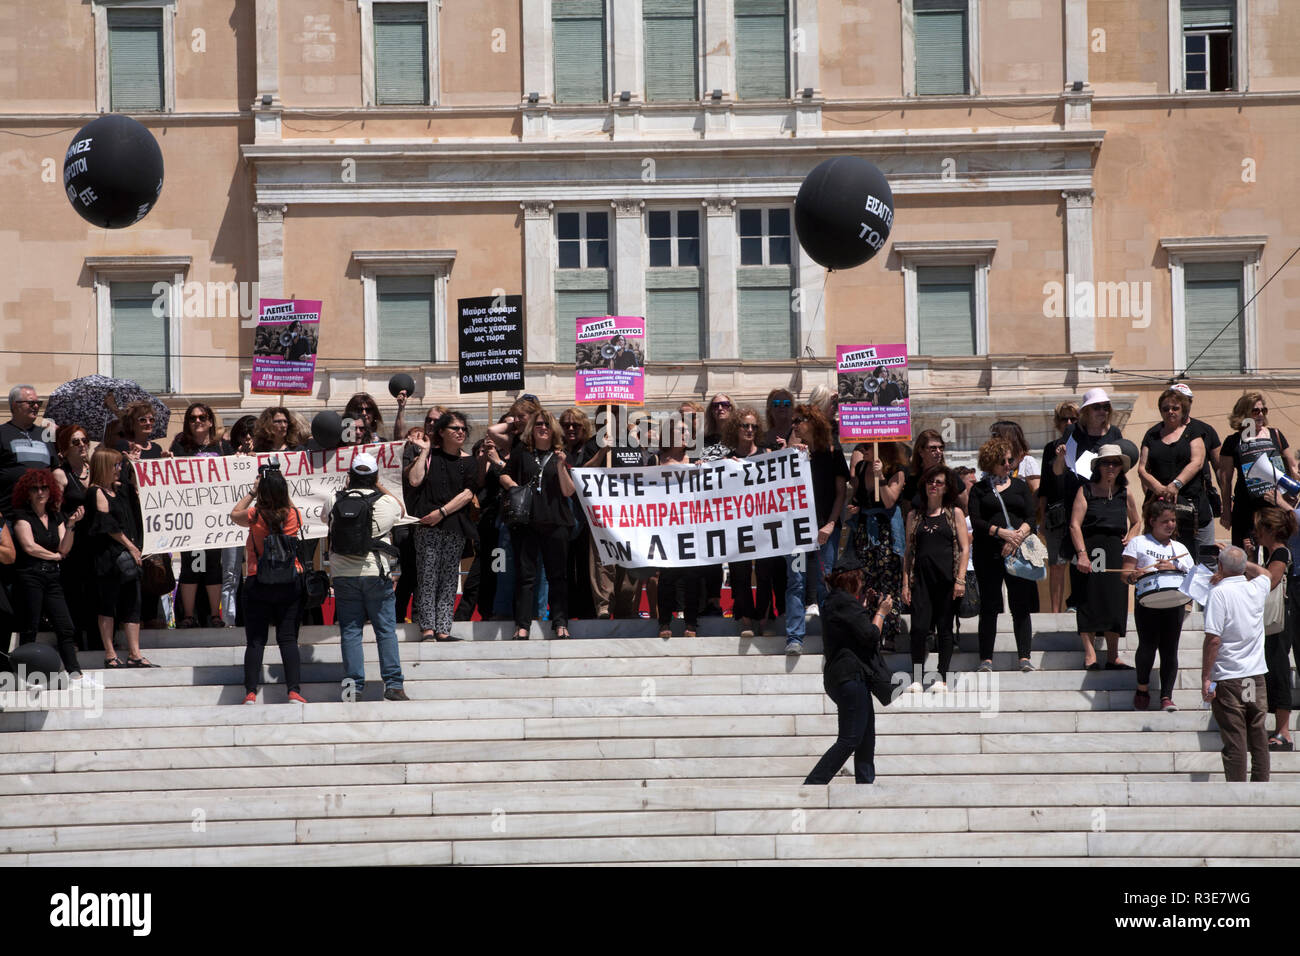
[1219,391,1298,549]
[170,403,234,628]
[87,447,153,668]
[902,465,969,688]
[1137,387,1208,557]
[1038,401,1079,612]
[1253,506,1297,751]
[52,424,97,650]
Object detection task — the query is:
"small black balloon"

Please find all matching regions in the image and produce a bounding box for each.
[312,410,344,450]
[7,643,64,681]
[63,114,165,229]
[388,373,416,398]
[794,156,895,271]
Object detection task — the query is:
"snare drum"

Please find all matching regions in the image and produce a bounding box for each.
[1135,570,1192,609]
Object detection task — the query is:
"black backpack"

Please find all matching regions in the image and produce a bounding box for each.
[255,508,300,586]
[329,489,399,566]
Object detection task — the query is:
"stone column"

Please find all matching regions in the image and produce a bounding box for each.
[255,203,288,299]
[703,198,737,359]
[521,201,555,363]
[701,0,734,97]
[1063,189,1096,353]
[253,0,281,140]
[612,200,645,319]
[611,0,642,101]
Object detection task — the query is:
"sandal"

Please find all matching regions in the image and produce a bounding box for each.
[435,634,462,642]
[1086,662,1102,671]
[513,629,529,641]
[553,627,571,640]
[104,656,124,669]
[1105,660,1134,670]
[126,656,159,668]
[177,616,199,629]
[420,632,437,641]
[1268,736,1294,752]
[658,628,672,639]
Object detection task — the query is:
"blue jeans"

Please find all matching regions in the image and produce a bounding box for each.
[334,575,403,695]
[804,678,876,784]
[814,534,835,606]
[785,552,807,640]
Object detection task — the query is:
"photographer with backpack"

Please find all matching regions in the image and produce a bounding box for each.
[329,452,408,701]
[230,462,305,704]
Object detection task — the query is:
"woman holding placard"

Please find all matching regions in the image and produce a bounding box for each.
[1122,498,1194,712]
[724,407,772,638]
[848,442,907,652]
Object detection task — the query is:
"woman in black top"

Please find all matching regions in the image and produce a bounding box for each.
[804,554,889,785]
[52,424,97,650]
[902,465,969,688]
[1218,391,1299,548]
[1253,506,1297,751]
[847,441,907,651]
[488,408,576,639]
[87,447,154,668]
[170,403,235,628]
[1137,387,1207,557]
[11,469,87,682]
[404,411,480,642]
[968,437,1037,672]
[1068,447,1140,670]
[897,429,946,512]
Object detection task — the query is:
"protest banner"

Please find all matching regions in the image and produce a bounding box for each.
[575,315,645,406]
[573,447,819,569]
[458,294,524,394]
[836,344,911,442]
[251,298,321,395]
[132,441,412,556]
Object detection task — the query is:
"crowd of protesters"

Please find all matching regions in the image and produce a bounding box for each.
[1,379,1298,784]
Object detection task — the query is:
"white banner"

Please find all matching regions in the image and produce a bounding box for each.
[573,447,819,568]
[133,442,413,556]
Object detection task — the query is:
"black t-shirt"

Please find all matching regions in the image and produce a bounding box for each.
[968,476,1035,554]
[12,507,63,569]
[608,447,659,469]
[1058,424,1138,500]
[404,448,480,537]
[1188,418,1221,456]
[1222,428,1291,510]
[167,438,233,459]
[1141,423,1204,497]
[1267,545,1293,576]
[0,422,56,519]
[809,448,850,527]
[1039,437,1069,505]
[506,444,574,529]
[115,439,165,460]
[853,461,906,511]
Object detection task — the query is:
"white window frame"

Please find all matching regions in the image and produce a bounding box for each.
[901,0,981,98]
[86,255,190,392]
[1168,0,1248,94]
[893,240,996,356]
[556,208,612,270]
[358,0,441,108]
[92,0,177,114]
[736,206,793,267]
[646,207,702,269]
[352,250,455,367]
[1159,235,1264,374]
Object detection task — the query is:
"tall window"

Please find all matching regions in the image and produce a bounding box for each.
[735,0,789,99]
[737,208,794,360]
[111,281,170,391]
[646,210,702,362]
[556,210,612,363]
[1183,262,1244,372]
[1182,0,1234,91]
[914,0,969,95]
[373,3,430,105]
[916,265,976,356]
[643,0,698,102]
[553,0,607,104]
[376,276,435,364]
[108,7,164,111]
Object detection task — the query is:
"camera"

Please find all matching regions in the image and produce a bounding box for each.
[258,459,282,479]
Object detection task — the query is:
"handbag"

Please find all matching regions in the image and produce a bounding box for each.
[114,548,141,583]
[958,573,981,618]
[503,483,534,529]
[992,484,1047,582]
[140,553,175,598]
[303,569,331,609]
[1260,547,1287,636]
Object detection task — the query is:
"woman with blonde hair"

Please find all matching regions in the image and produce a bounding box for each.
[1219,391,1298,548]
[170,402,234,628]
[762,388,796,450]
[87,447,154,668]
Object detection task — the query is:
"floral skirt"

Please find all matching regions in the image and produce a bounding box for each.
[854,517,904,648]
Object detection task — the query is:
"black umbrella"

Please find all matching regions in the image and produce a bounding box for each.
[45,375,169,442]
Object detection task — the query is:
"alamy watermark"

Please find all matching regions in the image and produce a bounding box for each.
[1042,274,1152,328]
[152,274,261,326]
[0,666,103,718]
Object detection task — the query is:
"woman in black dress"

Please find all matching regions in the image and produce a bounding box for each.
[967,437,1038,673]
[847,441,907,651]
[1137,387,1207,558]
[1252,506,1297,751]
[1068,445,1140,670]
[52,424,96,650]
[87,447,155,668]
[902,465,969,690]
[170,403,234,628]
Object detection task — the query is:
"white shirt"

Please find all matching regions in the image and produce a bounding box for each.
[1203,574,1271,680]
[328,492,404,578]
[1017,455,1041,479]
[1122,534,1193,573]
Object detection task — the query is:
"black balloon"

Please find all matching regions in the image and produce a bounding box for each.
[63,114,165,229]
[5,643,64,681]
[388,373,416,398]
[794,156,895,271]
[311,410,344,450]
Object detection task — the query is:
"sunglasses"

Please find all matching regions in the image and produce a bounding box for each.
[13,399,41,408]
[561,421,580,429]
[771,399,792,408]
[926,477,946,486]
[738,423,757,431]
[1159,406,1181,414]
[711,402,731,410]
[792,417,806,426]
[1099,460,1122,467]
[1058,416,1078,424]
[188,414,209,423]
[1003,458,1015,465]
[31,486,49,494]
[444,425,468,433]
[534,423,550,430]
[1253,406,1268,415]
[69,437,89,447]
[924,444,944,453]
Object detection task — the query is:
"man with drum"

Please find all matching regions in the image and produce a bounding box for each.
[1122,498,1195,712]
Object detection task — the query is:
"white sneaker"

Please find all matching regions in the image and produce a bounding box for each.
[905,681,924,693]
[806,604,820,618]
[70,673,102,689]
[928,680,947,693]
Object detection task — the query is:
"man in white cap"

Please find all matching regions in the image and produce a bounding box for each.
[328,451,408,701]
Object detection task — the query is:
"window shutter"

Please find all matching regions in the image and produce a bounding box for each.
[1182,0,1234,28]
[644,0,698,102]
[373,3,429,105]
[1184,262,1244,373]
[738,286,794,359]
[553,0,606,104]
[108,8,164,111]
[647,288,702,362]
[917,265,976,356]
[111,282,169,392]
[735,0,788,100]
[556,289,610,364]
[377,275,435,365]
[914,6,968,95]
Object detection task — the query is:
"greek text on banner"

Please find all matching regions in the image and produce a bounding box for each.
[573,447,819,568]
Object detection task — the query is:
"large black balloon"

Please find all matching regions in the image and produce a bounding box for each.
[388,373,416,398]
[312,410,344,450]
[4,643,64,681]
[63,114,165,229]
[794,157,895,271]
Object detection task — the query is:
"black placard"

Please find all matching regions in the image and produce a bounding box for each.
[457,295,524,394]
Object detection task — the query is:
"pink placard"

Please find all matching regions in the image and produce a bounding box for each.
[251,298,320,395]
[575,315,645,406]
[836,344,911,442]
